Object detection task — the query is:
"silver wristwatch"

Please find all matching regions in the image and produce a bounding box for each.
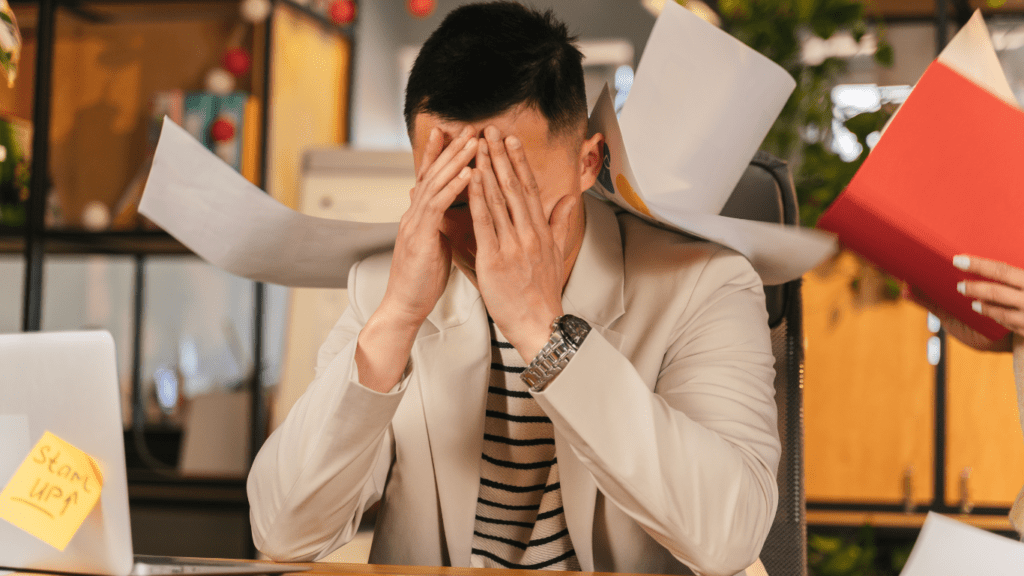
[521,314,591,392]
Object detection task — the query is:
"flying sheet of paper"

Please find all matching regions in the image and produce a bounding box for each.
[140,0,836,288]
[880,9,1018,137]
[939,10,1017,107]
[899,512,1024,575]
[589,86,836,286]
[619,0,797,216]
[139,117,399,289]
[0,431,104,551]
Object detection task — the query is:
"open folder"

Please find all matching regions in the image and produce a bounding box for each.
[817,11,1024,342]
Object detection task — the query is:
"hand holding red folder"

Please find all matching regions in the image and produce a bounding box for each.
[903,256,1024,351]
[817,12,1024,342]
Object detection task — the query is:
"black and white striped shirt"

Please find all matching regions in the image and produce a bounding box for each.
[469,319,580,571]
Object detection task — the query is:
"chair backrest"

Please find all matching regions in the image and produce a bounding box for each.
[719,151,807,576]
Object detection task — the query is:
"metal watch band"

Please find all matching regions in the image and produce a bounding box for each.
[520,315,591,392]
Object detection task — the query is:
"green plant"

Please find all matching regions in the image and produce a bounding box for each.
[808,526,913,576]
[0,115,29,228]
[696,0,895,227]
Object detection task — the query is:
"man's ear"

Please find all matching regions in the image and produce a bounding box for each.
[579,132,604,192]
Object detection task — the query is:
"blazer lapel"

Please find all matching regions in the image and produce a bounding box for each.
[416,270,490,567]
[555,194,628,571]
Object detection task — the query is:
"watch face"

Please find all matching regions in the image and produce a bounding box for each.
[558,315,591,348]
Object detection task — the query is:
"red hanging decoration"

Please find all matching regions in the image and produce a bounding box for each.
[222,47,252,77]
[329,0,357,24]
[211,118,236,142]
[407,0,435,18]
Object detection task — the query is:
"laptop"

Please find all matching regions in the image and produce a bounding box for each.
[0,330,306,576]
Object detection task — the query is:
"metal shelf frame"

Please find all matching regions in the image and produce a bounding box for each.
[11,0,352,557]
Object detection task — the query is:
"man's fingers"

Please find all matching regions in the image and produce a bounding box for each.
[477,139,514,239]
[484,126,529,225]
[417,127,444,181]
[468,168,498,254]
[954,254,1024,289]
[414,136,477,209]
[420,125,476,186]
[425,166,472,217]
[506,135,545,226]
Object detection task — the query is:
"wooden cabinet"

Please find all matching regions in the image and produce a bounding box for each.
[803,252,935,506]
[804,251,1023,528]
[946,339,1024,509]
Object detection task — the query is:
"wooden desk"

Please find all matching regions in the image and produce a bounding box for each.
[3,562,644,576]
[292,564,646,576]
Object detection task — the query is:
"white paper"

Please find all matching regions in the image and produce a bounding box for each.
[899,512,1024,575]
[140,1,835,288]
[139,117,398,288]
[938,10,1018,108]
[619,0,797,216]
[882,11,1019,135]
[589,86,836,286]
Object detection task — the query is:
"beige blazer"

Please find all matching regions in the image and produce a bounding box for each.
[247,195,781,576]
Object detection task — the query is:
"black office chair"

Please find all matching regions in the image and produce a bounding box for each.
[719,151,807,576]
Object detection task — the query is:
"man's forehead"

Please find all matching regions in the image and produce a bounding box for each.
[410,111,586,156]
[415,108,549,139]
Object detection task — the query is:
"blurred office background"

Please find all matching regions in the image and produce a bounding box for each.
[1,0,1023,572]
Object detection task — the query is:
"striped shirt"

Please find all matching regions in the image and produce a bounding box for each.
[469,319,580,571]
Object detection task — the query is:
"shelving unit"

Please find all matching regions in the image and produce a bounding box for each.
[3,0,351,557]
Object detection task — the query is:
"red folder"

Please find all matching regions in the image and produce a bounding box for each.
[818,61,1024,341]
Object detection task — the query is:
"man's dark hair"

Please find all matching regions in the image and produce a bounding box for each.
[404,1,587,141]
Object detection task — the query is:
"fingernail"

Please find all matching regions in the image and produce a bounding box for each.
[459,167,470,178]
[464,138,476,150]
[507,136,521,149]
[972,300,983,314]
[479,139,489,154]
[956,281,966,295]
[461,125,473,137]
[485,126,500,141]
[953,255,970,270]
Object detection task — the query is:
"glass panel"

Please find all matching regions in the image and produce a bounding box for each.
[140,258,282,476]
[0,255,24,332]
[991,16,1024,105]
[141,258,254,424]
[40,255,135,423]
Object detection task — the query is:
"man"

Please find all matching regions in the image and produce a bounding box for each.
[247,3,780,575]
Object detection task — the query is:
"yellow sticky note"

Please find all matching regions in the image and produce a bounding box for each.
[0,431,104,550]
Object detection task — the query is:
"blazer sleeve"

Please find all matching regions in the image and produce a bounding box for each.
[247,258,408,561]
[531,249,780,576]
